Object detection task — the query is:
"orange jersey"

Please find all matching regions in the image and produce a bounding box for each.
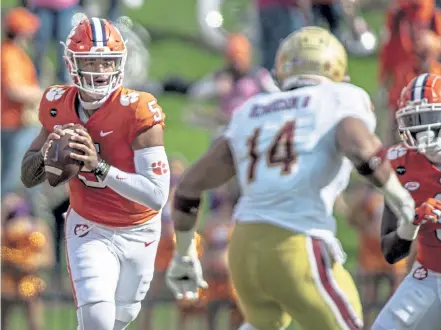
[1,40,39,129]
[39,85,165,227]
[388,144,441,273]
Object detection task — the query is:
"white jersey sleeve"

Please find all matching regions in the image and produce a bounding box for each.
[332,83,376,133]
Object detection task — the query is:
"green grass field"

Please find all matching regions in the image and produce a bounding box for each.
[1,1,386,329]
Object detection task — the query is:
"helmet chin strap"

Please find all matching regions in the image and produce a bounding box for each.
[78,75,118,110]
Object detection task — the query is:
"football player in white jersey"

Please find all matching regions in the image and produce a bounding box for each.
[166,26,416,330]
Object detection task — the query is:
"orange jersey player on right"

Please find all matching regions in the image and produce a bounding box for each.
[372,73,441,330]
[20,17,170,330]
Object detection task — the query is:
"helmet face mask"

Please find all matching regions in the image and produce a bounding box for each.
[62,17,127,100]
[396,101,441,151]
[65,50,126,99]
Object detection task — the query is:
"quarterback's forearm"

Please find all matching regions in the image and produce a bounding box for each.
[102,147,170,210]
[21,150,46,188]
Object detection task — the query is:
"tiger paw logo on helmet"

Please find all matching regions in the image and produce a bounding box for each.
[46,87,66,102]
[120,92,139,106]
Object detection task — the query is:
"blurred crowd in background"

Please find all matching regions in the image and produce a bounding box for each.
[2,0,441,329]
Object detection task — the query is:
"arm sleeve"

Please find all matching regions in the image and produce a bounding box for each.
[103,146,170,210]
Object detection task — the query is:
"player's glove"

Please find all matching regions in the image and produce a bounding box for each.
[166,231,208,301]
[414,198,441,225]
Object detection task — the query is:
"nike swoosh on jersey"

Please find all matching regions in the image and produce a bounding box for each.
[100,130,113,137]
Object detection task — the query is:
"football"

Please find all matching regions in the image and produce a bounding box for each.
[44,124,85,187]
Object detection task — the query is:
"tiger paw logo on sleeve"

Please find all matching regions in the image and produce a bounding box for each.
[46,87,66,102]
[120,92,139,106]
[152,161,168,175]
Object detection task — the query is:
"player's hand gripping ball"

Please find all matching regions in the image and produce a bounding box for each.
[414,198,441,225]
[43,123,85,187]
[68,128,99,171]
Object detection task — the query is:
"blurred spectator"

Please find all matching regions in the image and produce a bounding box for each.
[200,183,242,330]
[1,193,55,330]
[126,32,278,129]
[1,7,43,206]
[312,0,342,38]
[257,0,311,70]
[345,184,407,329]
[379,0,441,144]
[79,0,122,22]
[28,0,79,83]
[184,33,280,133]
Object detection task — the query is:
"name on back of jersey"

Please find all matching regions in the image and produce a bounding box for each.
[249,95,311,118]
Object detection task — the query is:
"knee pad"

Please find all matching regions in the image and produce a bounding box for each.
[77,302,115,330]
[115,302,141,323]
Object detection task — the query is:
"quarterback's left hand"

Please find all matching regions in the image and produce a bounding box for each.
[69,129,99,170]
[414,198,441,225]
[166,254,208,301]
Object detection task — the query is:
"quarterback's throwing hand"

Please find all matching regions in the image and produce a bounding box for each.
[69,129,99,170]
[166,254,208,301]
[414,198,441,225]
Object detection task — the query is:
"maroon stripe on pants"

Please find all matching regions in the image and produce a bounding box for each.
[312,238,361,330]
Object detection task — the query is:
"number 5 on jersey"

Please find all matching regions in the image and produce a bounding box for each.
[247,121,297,183]
[148,99,162,122]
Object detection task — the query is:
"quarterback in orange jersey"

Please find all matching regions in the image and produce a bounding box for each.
[20,17,169,330]
[372,73,441,330]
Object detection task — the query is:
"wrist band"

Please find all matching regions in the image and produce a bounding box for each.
[93,159,110,179]
[355,147,388,176]
[173,194,201,215]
